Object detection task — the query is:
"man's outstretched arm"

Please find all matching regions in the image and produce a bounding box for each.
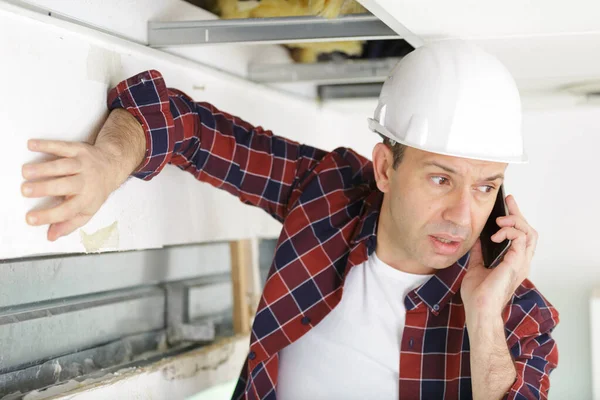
[22,70,331,240]
[106,70,329,218]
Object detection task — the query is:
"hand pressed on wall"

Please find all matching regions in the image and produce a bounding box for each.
[21,109,145,241]
[21,140,120,241]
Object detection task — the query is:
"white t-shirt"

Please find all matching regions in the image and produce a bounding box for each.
[276,252,434,400]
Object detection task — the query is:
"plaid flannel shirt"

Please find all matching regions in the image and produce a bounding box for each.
[108,70,560,400]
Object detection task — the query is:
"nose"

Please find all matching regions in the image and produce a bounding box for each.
[442,188,472,229]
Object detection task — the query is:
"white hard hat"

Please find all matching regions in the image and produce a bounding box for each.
[368,40,527,163]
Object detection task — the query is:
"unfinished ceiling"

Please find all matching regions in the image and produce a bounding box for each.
[22,0,600,108]
[179,0,600,108]
[177,0,414,100]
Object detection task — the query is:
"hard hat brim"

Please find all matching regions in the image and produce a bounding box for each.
[368,118,528,164]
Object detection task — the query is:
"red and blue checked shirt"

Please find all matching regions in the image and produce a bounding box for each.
[108,70,560,400]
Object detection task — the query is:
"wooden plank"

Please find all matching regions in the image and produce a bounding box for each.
[230,240,251,335]
[247,237,262,319]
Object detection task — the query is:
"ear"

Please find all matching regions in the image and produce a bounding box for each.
[372,143,394,193]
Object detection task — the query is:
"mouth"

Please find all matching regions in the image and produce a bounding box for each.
[429,235,463,256]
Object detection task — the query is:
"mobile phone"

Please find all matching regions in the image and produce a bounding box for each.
[480,184,511,268]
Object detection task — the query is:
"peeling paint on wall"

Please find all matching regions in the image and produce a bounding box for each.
[79,221,119,253]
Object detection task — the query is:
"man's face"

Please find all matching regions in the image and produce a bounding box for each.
[373,144,508,272]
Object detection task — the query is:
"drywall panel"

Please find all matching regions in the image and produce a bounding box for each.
[0,1,374,260]
[359,0,600,37]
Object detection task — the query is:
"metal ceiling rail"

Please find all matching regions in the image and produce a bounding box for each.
[318,82,384,100]
[148,14,401,48]
[248,57,402,84]
[0,286,163,325]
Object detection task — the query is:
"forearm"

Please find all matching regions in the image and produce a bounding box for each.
[466,313,516,400]
[106,69,333,221]
[93,108,146,189]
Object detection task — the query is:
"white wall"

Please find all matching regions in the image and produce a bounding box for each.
[506,106,600,399]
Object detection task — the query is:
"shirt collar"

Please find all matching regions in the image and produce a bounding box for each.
[351,190,383,248]
[409,252,470,315]
[353,189,472,315]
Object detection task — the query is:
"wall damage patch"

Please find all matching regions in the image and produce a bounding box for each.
[79,221,119,253]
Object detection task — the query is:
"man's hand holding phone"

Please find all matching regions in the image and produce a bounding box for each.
[480,185,512,268]
[461,194,539,318]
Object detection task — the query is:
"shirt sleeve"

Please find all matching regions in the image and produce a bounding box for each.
[503,308,560,400]
[106,69,328,223]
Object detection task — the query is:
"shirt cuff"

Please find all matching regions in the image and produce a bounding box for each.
[106,70,175,181]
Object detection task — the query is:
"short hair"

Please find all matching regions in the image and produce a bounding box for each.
[378,134,407,169]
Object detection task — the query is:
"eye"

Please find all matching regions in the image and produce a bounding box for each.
[476,185,495,193]
[431,176,449,186]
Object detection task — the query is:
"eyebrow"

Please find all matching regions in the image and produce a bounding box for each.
[423,161,505,182]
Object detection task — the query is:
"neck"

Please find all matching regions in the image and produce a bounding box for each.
[375,195,436,275]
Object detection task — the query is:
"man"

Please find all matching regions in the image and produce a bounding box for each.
[21,40,558,399]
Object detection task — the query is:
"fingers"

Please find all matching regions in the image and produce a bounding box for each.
[28,139,80,158]
[22,176,83,198]
[48,214,92,241]
[22,158,82,180]
[496,215,531,235]
[25,196,82,226]
[496,215,538,259]
[491,226,527,253]
[23,140,106,242]
[491,226,531,279]
[505,195,526,221]
[491,226,526,242]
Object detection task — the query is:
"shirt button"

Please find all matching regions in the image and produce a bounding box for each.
[409,338,414,348]
[433,304,440,311]
[301,316,311,325]
[248,351,256,360]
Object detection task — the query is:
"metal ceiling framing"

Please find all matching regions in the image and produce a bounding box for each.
[248,57,402,84]
[147,11,423,98]
[147,14,400,47]
[318,82,384,100]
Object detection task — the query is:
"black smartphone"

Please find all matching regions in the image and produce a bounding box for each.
[480,184,511,268]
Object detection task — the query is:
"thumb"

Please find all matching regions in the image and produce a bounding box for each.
[468,239,484,269]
